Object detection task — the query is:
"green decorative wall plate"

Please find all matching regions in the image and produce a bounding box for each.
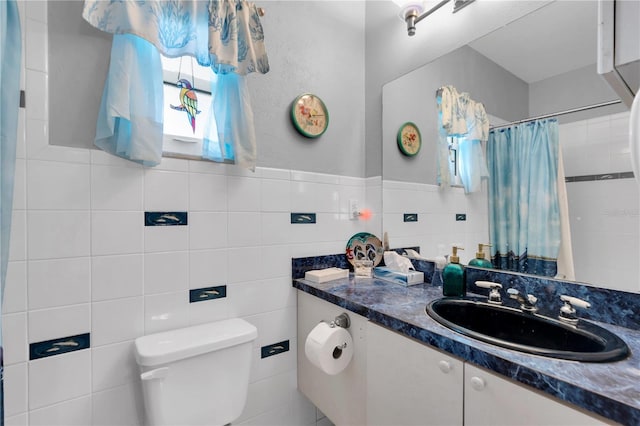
[291,93,329,138]
[397,122,421,156]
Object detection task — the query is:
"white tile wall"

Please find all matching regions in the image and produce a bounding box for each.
[2,313,27,365]
[91,383,144,426]
[561,112,633,177]
[28,304,90,344]
[27,211,91,260]
[28,350,91,410]
[91,341,138,393]
[382,180,489,263]
[143,251,189,295]
[2,2,380,424]
[29,397,92,426]
[4,363,28,417]
[28,258,91,309]
[90,165,144,211]
[561,112,640,292]
[91,254,144,301]
[189,248,228,288]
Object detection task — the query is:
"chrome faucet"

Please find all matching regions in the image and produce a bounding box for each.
[475,281,503,304]
[558,295,591,324]
[507,288,538,312]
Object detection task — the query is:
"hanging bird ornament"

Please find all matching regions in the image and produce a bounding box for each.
[170,78,200,133]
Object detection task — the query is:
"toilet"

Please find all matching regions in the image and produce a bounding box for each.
[134,318,258,426]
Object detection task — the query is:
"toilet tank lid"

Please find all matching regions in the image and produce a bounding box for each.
[134,318,258,367]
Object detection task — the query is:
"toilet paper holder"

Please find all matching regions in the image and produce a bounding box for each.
[328,313,351,329]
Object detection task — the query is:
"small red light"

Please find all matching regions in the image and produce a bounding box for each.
[359,208,372,220]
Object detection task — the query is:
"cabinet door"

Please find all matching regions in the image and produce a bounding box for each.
[366,322,464,426]
[464,364,613,426]
[297,291,368,426]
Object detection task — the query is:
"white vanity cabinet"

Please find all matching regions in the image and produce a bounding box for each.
[366,322,464,425]
[464,364,613,426]
[297,291,368,426]
[296,290,615,426]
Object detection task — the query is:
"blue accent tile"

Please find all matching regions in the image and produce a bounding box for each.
[145,212,188,226]
[291,213,316,224]
[189,285,227,303]
[30,333,90,360]
[455,213,466,221]
[261,340,290,358]
[403,213,418,222]
[566,171,635,183]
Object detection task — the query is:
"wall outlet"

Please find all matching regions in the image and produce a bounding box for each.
[349,199,360,220]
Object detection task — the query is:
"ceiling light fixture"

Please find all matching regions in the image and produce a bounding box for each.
[393,0,476,37]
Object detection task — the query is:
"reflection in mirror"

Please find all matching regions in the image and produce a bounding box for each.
[382,1,639,293]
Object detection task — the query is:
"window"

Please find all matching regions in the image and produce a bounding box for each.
[162,82,213,158]
[160,56,231,162]
[447,136,464,187]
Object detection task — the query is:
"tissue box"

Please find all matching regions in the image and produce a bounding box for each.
[304,267,349,283]
[373,267,424,286]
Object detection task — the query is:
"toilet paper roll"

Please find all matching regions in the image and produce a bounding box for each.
[305,322,354,375]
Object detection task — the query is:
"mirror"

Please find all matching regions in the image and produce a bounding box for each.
[382,0,639,293]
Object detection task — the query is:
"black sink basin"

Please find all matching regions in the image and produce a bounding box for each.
[426,297,630,362]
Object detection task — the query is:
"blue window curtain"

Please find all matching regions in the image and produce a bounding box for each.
[94,34,164,166]
[83,0,269,170]
[0,0,21,421]
[487,119,561,277]
[203,72,255,167]
[436,85,489,192]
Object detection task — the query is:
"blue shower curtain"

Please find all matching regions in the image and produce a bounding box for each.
[0,0,22,422]
[487,119,561,277]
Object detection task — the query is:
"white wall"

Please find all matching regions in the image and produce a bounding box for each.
[561,111,639,292]
[2,1,380,425]
[382,181,489,264]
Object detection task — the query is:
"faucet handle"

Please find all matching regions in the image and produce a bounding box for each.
[507,288,538,312]
[475,281,502,304]
[475,281,502,289]
[560,295,591,309]
[559,295,591,324]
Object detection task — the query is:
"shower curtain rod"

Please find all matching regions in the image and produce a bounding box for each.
[489,99,622,130]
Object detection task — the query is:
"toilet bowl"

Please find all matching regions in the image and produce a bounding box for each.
[134,318,258,426]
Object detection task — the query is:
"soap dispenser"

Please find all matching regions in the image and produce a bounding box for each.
[443,246,466,297]
[468,244,492,268]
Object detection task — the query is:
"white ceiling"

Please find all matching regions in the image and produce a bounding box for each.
[468,0,598,83]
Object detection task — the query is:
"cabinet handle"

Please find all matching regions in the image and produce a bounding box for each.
[470,376,486,391]
[438,360,452,373]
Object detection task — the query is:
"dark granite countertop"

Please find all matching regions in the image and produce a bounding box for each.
[293,276,640,425]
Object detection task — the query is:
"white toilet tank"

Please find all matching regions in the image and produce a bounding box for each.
[134,318,258,426]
